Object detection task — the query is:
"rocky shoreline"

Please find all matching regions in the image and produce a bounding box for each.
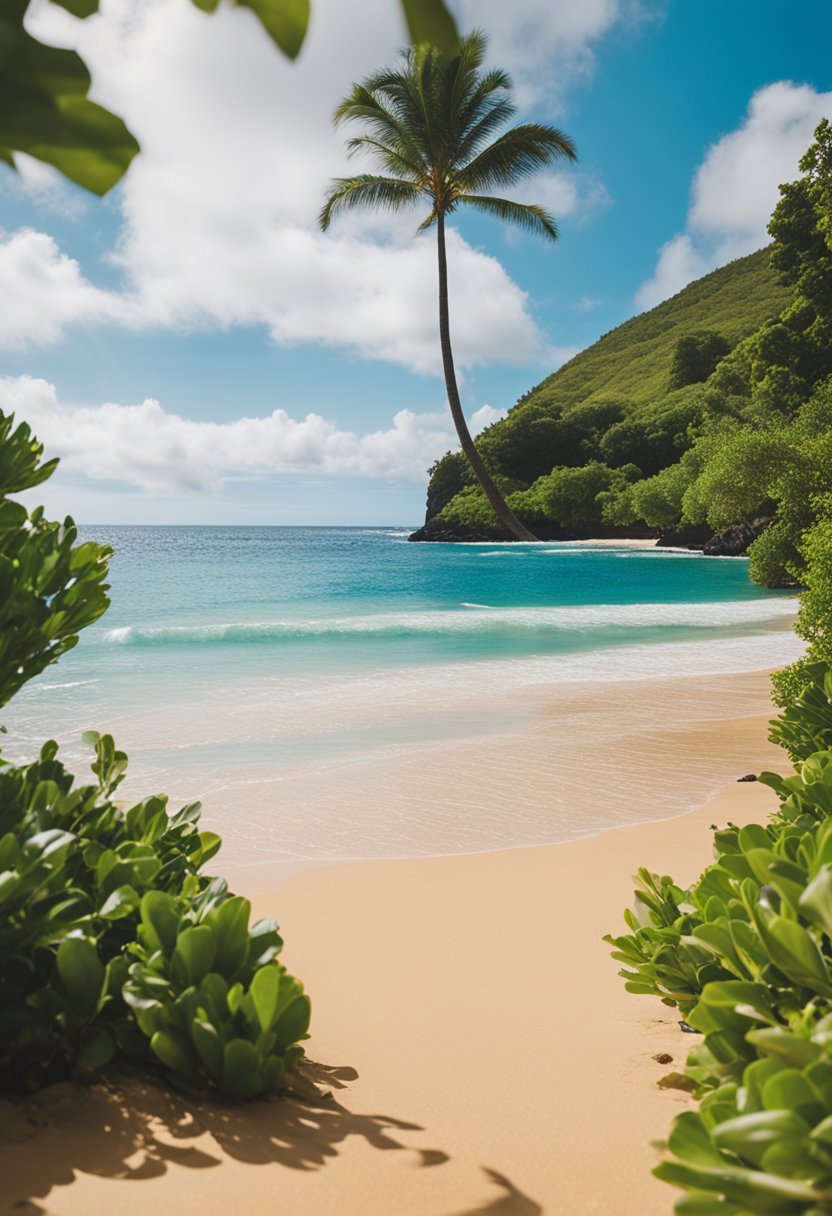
[407,515,773,557]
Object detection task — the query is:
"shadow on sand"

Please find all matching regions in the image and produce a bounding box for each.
[0,1063,542,1215]
[448,1167,544,1216]
[0,1061,440,1211]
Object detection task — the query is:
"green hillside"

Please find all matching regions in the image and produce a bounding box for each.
[417,246,797,535]
[524,247,790,411]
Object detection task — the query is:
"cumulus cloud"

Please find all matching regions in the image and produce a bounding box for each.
[1,375,503,495]
[5,0,624,370]
[0,230,125,348]
[510,169,613,228]
[456,0,643,109]
[637,82,832,309]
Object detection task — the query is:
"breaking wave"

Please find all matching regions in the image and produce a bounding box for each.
[102,598,797,647]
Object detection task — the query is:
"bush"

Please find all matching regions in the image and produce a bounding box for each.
[770,663,832,761]
[0,413,111,707]
[606,666,832,1211]
[0,410,310,1098]
[667,330,731,392]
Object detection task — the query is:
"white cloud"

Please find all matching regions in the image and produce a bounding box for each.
[0,230,125,348]
[576,294,601,313]
[456,0,642,109]
[5,0,622,371]
[511,169,613,227]
[469,404,507,431]
[636,81,832,309]
[0,375,500,496]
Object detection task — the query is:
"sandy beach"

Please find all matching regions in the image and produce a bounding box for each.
[0,669,785,1216]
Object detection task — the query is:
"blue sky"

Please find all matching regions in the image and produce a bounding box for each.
[2,0,831,525]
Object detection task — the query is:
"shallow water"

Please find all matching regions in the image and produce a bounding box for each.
[2,527,802,862]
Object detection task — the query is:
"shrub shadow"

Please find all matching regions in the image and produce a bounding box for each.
[447,1167,543,1216]
[0,1061,449,1211]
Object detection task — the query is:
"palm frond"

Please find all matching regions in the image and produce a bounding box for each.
[455,92,516,163]
[319,175,422,231]
[345,135,425,180]
[457,194,559,241]
[325,31,577,234]
[334,85,427,173]
[458,123,577,193]
[416,208,438,232]
[442,32,495,163]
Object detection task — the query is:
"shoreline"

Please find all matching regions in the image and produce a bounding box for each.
[212,665,791,871]
[0,688,788,1215]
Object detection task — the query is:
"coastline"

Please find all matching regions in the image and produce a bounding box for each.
[211,665,793,871]
[0,684,785,1215]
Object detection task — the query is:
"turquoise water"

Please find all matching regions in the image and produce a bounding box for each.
[4,524,799,747]
[1,527,802,862]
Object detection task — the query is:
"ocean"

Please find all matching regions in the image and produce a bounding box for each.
[1,526,803,867]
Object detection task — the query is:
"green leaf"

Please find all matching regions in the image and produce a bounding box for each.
[99,884,139,919]
[800,865,832,938]
[150,1025,199,1081]
[668,1112,727,1168]
[674,1193,743,1215]
[250,964,281,1032]
[140,890,179,954]
[755,909,832,996]
[196,830,222,864]
[171,926,217,987]
[747,1028,824,1068]
[227,982,244,1015]
[275,994,310,1050]
[191,1018,223,1080]
[206,896,251,978]
[761,1068,822,1118]
[0,3,139,195]
[237,0,310,59]
[56,936,105,1019]
[654,1159,829,1209]
[77,1028,115,1070]
[222,1038,263,1100]
[400,0,459,55]
[52,0,100,15]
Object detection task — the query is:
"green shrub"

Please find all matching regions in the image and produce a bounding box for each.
[124,886,309,1099]
[607,665,832,1212]
[0,414,111,706]
[668,330,731,392]
[770,664,832,761]
[776,519,832,704]
[0,410,311,1098]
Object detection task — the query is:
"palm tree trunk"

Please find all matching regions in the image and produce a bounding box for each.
[436,213,537,542]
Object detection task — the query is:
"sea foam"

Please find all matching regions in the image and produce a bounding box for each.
[102,598,798,646]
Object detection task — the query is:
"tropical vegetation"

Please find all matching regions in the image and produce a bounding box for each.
[0,413,310,1099]
[606,665,832,1212]
[599,121,832,1209]
[320,31,577,540]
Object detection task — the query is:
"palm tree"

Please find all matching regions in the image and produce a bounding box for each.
[319,31,577,541]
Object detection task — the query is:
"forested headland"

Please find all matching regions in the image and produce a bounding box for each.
[413,124,832,678]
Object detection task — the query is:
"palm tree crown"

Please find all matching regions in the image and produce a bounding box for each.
[320,31,577,541]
